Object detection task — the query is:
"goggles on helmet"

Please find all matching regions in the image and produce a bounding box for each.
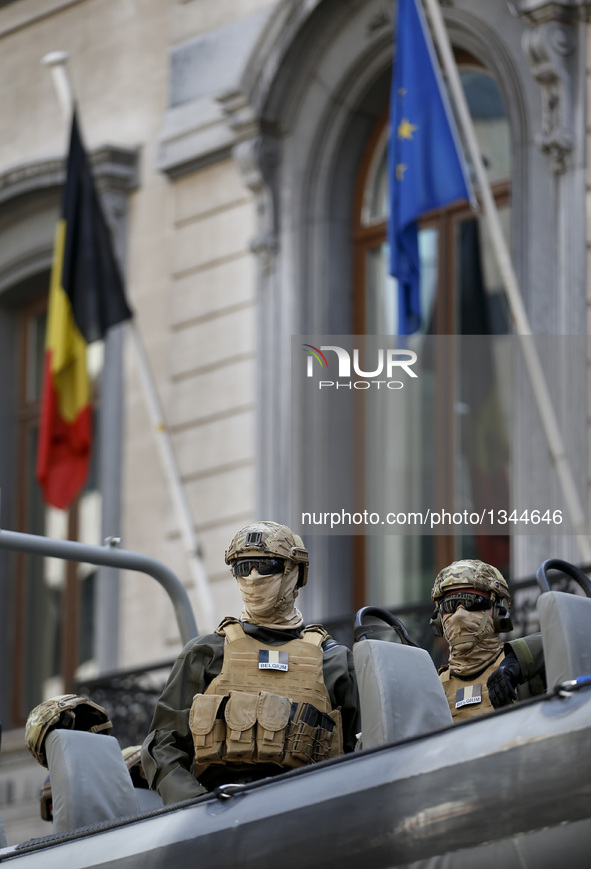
[439,591,492,615]
[232,557,286,577]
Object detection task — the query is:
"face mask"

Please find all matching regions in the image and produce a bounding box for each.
[237,562,303,629]
[237,571,284,618]
[442,605,502,677]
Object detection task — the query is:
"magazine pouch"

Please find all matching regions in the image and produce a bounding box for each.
[283,702,337,768]
[224,691,258,761]
[256,692,292,763]
[189,693,226,764]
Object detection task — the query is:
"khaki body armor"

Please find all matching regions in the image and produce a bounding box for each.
[190,618,343,774]
[439,652,505,722]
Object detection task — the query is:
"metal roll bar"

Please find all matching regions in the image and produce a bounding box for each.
[535,558,591,598]
[353,605,419,646]
[0,528,198,644]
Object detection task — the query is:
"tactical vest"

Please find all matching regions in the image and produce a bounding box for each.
[439,652,505,722]
[189,618,343,773]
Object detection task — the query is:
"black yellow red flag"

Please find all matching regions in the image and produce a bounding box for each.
[36,112,133,510]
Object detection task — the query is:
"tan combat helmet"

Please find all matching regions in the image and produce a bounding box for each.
[430,559,512,635]
[25,694,112,767]
[225,521,309,587]
[431,559,510,603]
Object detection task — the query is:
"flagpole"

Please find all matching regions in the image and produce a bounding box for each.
[421,0,591,562]
[43,51,218,632]
[127,321,218,632]
[42,51,75,120]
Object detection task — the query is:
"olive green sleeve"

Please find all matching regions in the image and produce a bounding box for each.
[322,642,361,753]
[507,632,546,691]
[141,634,225,803]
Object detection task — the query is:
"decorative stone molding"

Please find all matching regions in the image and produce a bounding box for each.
[218,89,260,143]
[155,8,274,179]
[366,2,393,37]
[0,157,63,206]
[155,98,236,179]
[0,146,139,287]
[0,146,139,207]
[90,145,140,195]
[516,0,591,24]
[518,0,591,173]
[237,136,279,270]
[219,89,279,272]
[90,146,140,264]
[521,18,576,173]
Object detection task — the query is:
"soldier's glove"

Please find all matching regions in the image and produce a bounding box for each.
[487,651,520,709]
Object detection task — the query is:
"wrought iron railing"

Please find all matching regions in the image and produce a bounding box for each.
[75,565,590,748]
[75,660,174,748]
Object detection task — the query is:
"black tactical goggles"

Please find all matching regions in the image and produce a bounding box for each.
[439,591,492,615]
[232,557,286,577]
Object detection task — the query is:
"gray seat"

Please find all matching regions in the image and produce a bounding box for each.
[45,729,140,833]
[135,787,163,811]
[537,590,591,689]
[353,639,453,749]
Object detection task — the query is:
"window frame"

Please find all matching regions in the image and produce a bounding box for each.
[351,58,512,604]
[12,291,90,726]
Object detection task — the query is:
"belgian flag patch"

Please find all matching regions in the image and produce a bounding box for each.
[258,650,289,671]
[455,683,482,709]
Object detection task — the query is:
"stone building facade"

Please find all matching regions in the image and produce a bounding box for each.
[0,0,590,845]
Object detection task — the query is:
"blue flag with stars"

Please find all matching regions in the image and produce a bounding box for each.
[388,0,472,334]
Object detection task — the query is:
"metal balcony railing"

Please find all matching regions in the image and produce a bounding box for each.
[74,565,590,748]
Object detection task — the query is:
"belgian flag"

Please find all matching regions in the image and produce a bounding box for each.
[36,112,133,510]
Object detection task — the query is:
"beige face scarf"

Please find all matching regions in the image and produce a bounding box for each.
[442,606,503,677]
[238,562,304,629]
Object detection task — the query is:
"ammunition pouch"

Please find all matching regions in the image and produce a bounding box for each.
[257,692,292,763]
[190,690,342,769]
[283,703,342,768]
[189,694,226,763]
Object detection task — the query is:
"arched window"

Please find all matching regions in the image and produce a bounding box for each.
[0,149,135,726]
[353,58,512,608]
[11,277,103,723]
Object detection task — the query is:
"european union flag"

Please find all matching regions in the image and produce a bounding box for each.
[388,0,472,334]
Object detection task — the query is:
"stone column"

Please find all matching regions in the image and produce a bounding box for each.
[219,91,289,523]
[516,0,591,572]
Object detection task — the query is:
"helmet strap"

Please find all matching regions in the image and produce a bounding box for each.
[89,721,113,734]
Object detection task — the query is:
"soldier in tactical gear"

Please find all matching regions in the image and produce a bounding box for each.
[141,521,360,805]
[431,560,545,721]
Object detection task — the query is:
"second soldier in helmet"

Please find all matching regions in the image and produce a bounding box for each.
[431,559,545,721]
[141,521,360,804]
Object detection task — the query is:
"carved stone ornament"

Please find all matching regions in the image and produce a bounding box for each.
[516,0,591,25]
[366,2,393,37]
[219,89,279,271]
[521,16,576,173]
